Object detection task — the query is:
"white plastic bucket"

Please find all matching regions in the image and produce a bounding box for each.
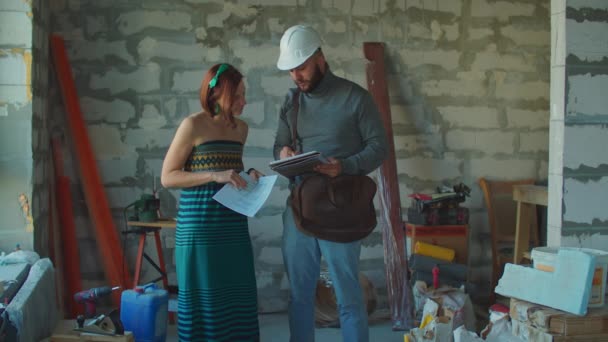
[531,246,608,308]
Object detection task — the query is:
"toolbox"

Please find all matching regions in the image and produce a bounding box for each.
[407,206,469,225]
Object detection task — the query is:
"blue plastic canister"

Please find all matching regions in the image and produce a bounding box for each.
[121,283,168,342]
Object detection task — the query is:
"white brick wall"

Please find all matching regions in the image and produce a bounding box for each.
[567,74,608,117]
[506,109,549,129]
[246,128,278,148]
[471,0,535,20]
[496,80,549,101]
[2,0,30,11]
[405,0,462,15]
[469,27,494,40]
[564,125,608,169]
[446,130,515,154]
[140,104,168,130]
[172,69,203,93]
[97,159,139,184]
[89,124,136,159]
[0,12,32,47]
[70,39,135,64]
[567,19,608,62]
[116,11,193,35]
[230,40,279,72]
[399,49,460,71]
[421,79,486,97]
[0,53,28,84]
[563,177,608,224]
[80,97,136,123]
[137,37,205,64]
[439,106,499,129]
[260,75,293,97]
[470,158,537,180]
[321,0,351,13]
[519,131,549,153]
[501,26,550,46]
[396,157,461,181]
[243,101,265,125]
[124,128,176,150]
[471,46,537,72]
[91,63,161,94]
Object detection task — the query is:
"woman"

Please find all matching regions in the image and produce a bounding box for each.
[161,63,261,341]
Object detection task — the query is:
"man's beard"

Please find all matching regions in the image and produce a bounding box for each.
[296,64,324,93]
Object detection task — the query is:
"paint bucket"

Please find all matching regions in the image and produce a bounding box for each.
[532,247,608,308]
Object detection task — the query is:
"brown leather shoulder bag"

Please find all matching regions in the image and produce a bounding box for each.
[288,90,378,242]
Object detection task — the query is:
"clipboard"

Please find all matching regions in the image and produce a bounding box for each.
[269,151,329,178]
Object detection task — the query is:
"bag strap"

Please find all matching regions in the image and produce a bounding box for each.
[291,89,300,153]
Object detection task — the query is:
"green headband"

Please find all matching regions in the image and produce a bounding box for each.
[209,64,229,89]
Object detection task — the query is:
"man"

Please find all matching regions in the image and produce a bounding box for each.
[273,24,388,342]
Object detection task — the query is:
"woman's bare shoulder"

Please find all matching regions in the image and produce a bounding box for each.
[234,117,249,138]
[176,112,211,142]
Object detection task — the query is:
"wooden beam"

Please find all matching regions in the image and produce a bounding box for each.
[50,34,132,306]
[51,138,82,318]
[363,42,415,330]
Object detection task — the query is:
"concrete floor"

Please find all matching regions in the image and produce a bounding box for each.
[166,311,408,341]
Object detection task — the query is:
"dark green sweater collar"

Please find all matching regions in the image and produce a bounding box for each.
[307,67,337,97]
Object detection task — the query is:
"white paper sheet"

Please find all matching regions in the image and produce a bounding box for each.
[212,171,278,217]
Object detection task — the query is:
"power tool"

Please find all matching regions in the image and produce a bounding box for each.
[74,286,120,318]
[124,194,160,222]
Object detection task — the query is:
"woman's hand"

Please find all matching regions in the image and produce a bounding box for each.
[214,170,247,189]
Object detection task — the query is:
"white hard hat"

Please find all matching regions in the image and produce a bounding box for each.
[277,25,322,71]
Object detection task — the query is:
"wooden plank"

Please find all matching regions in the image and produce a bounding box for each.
[513,185,548,206]
[126,220,176,228]
[513,185,546,264]
[363,42,415,330]
[50,34,132,306]
[514,201,533,264]
[52,137,82,318]
[51,320,134,342]
[50,333,134,342]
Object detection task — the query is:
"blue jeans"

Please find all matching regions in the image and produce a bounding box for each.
[282,204,369,342]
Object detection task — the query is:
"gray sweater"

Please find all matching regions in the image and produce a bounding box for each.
[273,70,388,175]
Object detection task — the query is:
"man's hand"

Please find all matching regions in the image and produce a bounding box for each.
[279,146,296,159]
[248,169,264,182]
[314,157,342,178]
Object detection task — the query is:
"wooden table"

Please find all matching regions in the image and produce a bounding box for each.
[512,185,548,264]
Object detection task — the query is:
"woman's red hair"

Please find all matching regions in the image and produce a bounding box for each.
[200,63,243,128]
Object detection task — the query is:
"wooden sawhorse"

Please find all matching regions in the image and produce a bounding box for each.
[125,219,176,323]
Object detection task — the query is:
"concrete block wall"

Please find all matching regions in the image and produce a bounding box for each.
[0,0,35,253]
[558,1,608,249]
[47,0,550,309]
[31,0,52,258]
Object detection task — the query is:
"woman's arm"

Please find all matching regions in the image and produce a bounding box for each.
[162,116,248,189]
[161,116,216,189]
